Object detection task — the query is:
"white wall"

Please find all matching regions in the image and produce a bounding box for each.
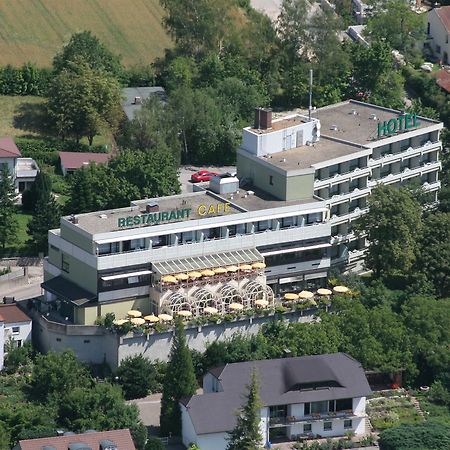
[0,322,4,371]
[0,157,16,176]
[4,320,32,347]
[353,396,366,415]
[181,404,198,448]
[428,9,450,63]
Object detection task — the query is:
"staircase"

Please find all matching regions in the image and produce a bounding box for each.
[365,416,374,435]
[410,395,426,420]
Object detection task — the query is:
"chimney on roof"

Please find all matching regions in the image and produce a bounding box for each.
[133,96,142,105]
[146,202,159,213]
[254,108,272,130]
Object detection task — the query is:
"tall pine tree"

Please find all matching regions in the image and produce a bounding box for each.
[0,165,19,249]
[66,166,94,214]
[27,191,61,254]
[160,319,197,436]
[227,369,263,450]
[22,171,52,212]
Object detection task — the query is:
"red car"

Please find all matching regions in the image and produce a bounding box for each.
[191,170,219,183]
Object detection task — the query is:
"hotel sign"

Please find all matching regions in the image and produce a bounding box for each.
[117,202,232,228]
[377,113,419,139]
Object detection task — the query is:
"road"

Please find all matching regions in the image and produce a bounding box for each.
[0,265,43,300]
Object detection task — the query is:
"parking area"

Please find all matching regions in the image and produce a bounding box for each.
[178,165,236,193]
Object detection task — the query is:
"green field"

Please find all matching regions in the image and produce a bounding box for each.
[0,0,171,67]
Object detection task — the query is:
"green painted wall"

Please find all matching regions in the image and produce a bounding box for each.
[286,173,315,200]
[60,222,94,254]
[61,251,98,293]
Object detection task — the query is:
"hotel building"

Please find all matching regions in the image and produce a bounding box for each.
[42,100,443,325]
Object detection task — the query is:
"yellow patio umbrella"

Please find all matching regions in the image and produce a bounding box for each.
[229,302,244,311]
[239,264,253,271]
[177,310,193,317]
[317,288,332,296]
[144,315,160,323]
[131,317,146,325]
[127,310,142,318]
[158,313,173,321]
[284,293,299,301]
[213,267,227,274]
[188,271,202,279]
[113,319,129,326]
[333,285,349,294]
[201,269,215,277]
[298,290,314,300]
[255,299,269,308]
[252,262,266,269]
[162,275,177,283]
[175,273,189,281]
[204,306,218,314]
[225,265,239,272]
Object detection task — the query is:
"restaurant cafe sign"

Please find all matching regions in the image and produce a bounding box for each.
[117,202,232,228]
[377,113,419,139]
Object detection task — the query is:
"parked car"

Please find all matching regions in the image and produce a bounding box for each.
[191,170,219,182]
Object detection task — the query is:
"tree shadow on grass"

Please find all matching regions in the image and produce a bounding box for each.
[13,101,53,136]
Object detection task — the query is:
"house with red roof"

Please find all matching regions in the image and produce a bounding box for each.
[0,303,32,370]
[432,67,450,94]
[59,151,110,176]
[428,6,450,64]
[0,137,39,193]
[15,428,136,450]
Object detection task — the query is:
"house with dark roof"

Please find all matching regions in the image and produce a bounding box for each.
[428,6,450,64]
[15,428,135,450]
[181,353,372,449]
[0,137,39,193]
[0,304,32,370]
[59,151,110,176]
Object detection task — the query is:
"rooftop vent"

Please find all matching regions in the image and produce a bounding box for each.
[68,214,78,225]
[370,113,377,120]
[146,202,159,213]
[350,109,358,115]
[100,439,118,450]
[330,125,338,131]
[247,190,255,195]
[133,96,142,104]
[280,158,286,163]
[98,214,107,219]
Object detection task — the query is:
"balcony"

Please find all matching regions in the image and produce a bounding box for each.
[269,410,357,428]
[327,187,370,205]
[314,167,371,189]
[368,141,441,168]
[379,161,441,186]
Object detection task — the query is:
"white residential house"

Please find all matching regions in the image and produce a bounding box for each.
[0,137,39,193]
[181,353,372,449]
[428,6,450,65]
[0,304,32,370]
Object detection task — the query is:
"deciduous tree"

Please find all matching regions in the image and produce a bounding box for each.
[117,355,156,400]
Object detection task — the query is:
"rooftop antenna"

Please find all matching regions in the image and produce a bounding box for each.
[308,69,313,121]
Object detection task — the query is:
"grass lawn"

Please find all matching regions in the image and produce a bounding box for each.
[415,392,450,425]
[0,0,171,67]
[1,207,33,257]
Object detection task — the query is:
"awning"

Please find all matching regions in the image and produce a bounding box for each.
[152,248,263,275]
[101,270,151,281]
[41,276,96,306]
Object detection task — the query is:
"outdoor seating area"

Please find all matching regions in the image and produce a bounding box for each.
[281,285,350,308]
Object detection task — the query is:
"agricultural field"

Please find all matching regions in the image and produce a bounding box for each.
[0,0,171,67]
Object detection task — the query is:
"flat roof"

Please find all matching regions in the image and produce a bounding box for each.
[248,114,309,134]
[66,188,321,235]
[263,136,367,171]
[311,100,439,144]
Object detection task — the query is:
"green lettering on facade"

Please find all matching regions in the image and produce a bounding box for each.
[168,210,177,221]
[117,207,193,228]
[133,215,141,225]
[126,217,133,227]
[377,113,420,139]
[118,218,126,227]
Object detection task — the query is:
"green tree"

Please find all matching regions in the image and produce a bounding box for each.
[226,369,263,450]
[355,185,421,280]
[0,165,18,249]
[48,60,123,144]
[417,212,450,297]
[117,355,156,400]
[366,0,426,61]
[22,170,52,212]
[65,166,95,214]
[27,192,61,253]
[160,320,197,436]
[29,350,91,403]
[145,436,165,450]
[3,341,33,374]
[53,31,123,79]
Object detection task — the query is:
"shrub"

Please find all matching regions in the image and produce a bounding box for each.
[117,355,155,400]
[145,436,165,450]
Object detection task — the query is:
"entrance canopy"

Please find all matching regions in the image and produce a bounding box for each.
[41,276,97,306]
[152,248,263,276]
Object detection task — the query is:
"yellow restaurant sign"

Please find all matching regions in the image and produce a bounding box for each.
[197,202,231,216]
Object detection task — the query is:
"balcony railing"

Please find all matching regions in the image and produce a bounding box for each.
[314,167,370,189]
[269,410,356,427]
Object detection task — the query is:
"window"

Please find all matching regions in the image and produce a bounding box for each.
[436,45,441,54]
[344,419,353,429]
[336,398,353,412]
[269,405,287,418]
[306,213,322,225]
[151,235,168,248]
[323,422,332,431]
[303,424,312,433]
[130,238,145,250]
[83,339,90,344]
[181,231,194,243]
[12,326,20,334]
[257,220,270,232]
[269,175,274,185]
[16,340,22,348]
[98,242,120,255]
[228,224,246,237]
[61,254,70,273]
[281,216,295,229]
